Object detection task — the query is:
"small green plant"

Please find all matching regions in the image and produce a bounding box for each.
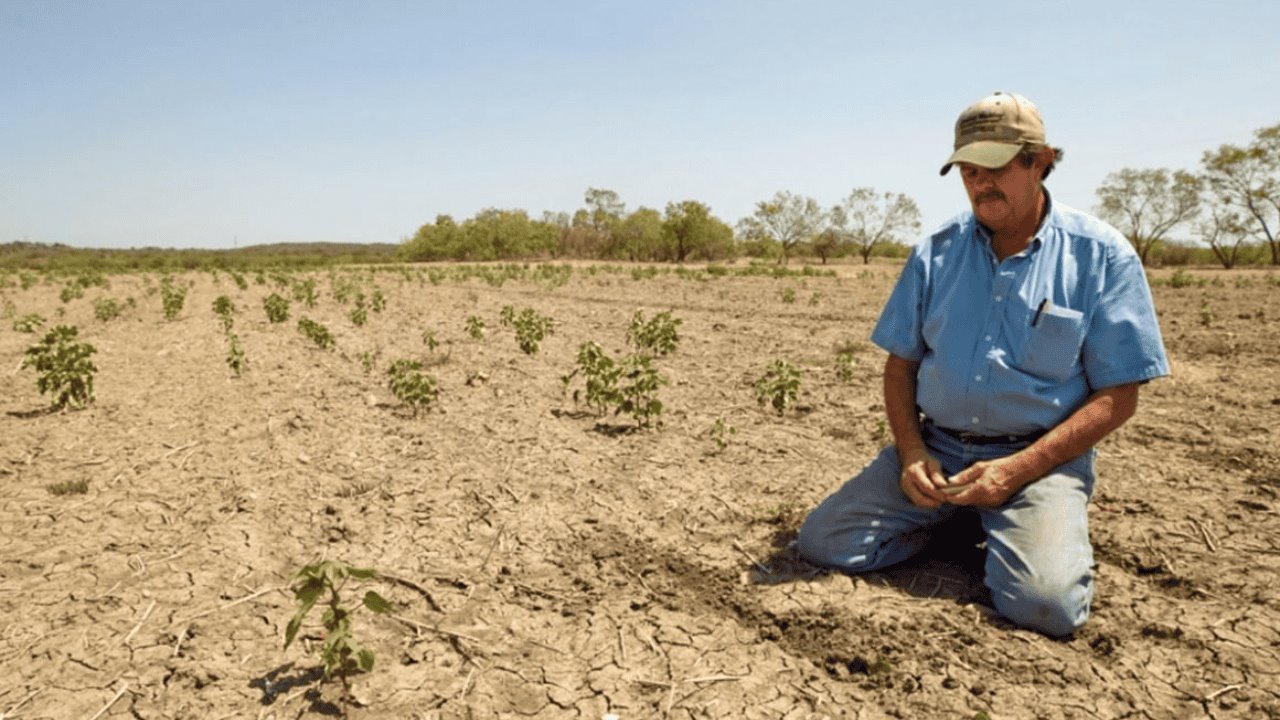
[1199,297,1215,327]
[709,417,737,451]
[754,359,801,415]
[465,315,486,340]
[872,418,888,444]
[512,307,553,354]
[212,295,236,331]
[359,350,376,374]
[160,277,187,320]
[226,333,247,376]
[563,341,667,429]
[285,559,392,700]
[13,313,45,333]
[47,479,89,496]
[264,293,290,324]
[93,298,122,322]
[1168,268,1205,289]
[421,330,439,352]
[808,292,823,306]
[780,287,797,304]
[386,359,439,415]
[350,294,368,326]
[370,287,386,312]
[626,310,682,356]
[297,317,335,349]
[292,277,318,307]
[834,352,856,382]
[1,299,14,319]
[499,304,515,326]
[229,271,248,291]
[22,325,97,409]
[59,283,85,303]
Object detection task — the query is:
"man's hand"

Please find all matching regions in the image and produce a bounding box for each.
[940,457,1026,507]
[899,448,950,509]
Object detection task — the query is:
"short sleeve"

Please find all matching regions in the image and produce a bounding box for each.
[871,251,928,362]
[1081,247,1170,389]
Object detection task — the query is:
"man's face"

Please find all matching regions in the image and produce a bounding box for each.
[958,151,1046,234]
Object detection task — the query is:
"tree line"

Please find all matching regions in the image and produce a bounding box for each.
[398,187,921,265]
[403,119,1280,269]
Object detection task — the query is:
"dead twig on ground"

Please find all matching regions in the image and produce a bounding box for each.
[1204,683,1244,703]
[85,683,128,720]
[2,688,40,719]
[731,540,769,576]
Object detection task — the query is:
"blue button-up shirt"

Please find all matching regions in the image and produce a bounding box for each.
[871,194,1169,438]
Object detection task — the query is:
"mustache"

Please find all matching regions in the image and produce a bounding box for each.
[975,190,1006,203]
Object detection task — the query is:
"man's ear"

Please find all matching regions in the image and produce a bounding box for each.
[1034,145,1057,172]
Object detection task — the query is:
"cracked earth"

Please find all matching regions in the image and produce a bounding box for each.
[1,263,1278,719]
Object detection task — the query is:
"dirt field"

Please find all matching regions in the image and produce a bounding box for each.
[1,262,1278,719]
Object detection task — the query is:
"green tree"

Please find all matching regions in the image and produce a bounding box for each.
[612,207,664,260]
[1095,168,1202,266]
[400,214,464,261]
[737,191,824,264]
[661,200,734,262]
[1196,203,1252,269]
[830,188,922,264]
[1201,123,1280,265]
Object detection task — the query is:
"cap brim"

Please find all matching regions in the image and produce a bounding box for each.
[939,141,1022,176]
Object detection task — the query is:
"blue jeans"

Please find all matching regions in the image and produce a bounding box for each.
[797,430,1096,637]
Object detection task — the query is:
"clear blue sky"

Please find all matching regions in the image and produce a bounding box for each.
[3,1,1278,250]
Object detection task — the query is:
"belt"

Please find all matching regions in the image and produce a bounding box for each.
[929,424,1047,446]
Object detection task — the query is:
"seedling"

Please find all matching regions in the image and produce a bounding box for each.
[297,318,335,349]
[350,294,368,326]
[13,313,45,333]
[626,310,682,356]
[512,308,553,354]
[465,315,485,340]
[421,330,439,352]
[386,359,439,416]
[284,560,392,701]
[1199,298,1214,327]
[780,287,797,304]
[59,284,85,303]
[212,295,236,331]
[160,278,187,320]
[264,293,290,324]
[370,287,386,312]
[93,298,122,322]
[563,341,667,429]
[359,351,376,374]
[292,278,319,307]
[709,417,737,451]
[22,325,97,409]
[230,271,249,291]
[755,359,801,415]
[226,333,247,376]
[834,352,856,382]
[499,305,515,327]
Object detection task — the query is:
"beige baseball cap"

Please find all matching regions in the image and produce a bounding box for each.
[940,91,1045,176]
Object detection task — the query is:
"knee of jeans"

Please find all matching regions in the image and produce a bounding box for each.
[796,512,860,569]
[993,576,1091,638]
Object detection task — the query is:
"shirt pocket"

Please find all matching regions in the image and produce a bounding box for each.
[1020,303,1086,382]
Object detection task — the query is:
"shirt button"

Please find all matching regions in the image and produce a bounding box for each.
[984,335,992,341]
[971,417,980,425]
[995,295,1003,302]
[975,375,983,382]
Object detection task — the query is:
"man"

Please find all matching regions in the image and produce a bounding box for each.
[796,91,1169,637]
